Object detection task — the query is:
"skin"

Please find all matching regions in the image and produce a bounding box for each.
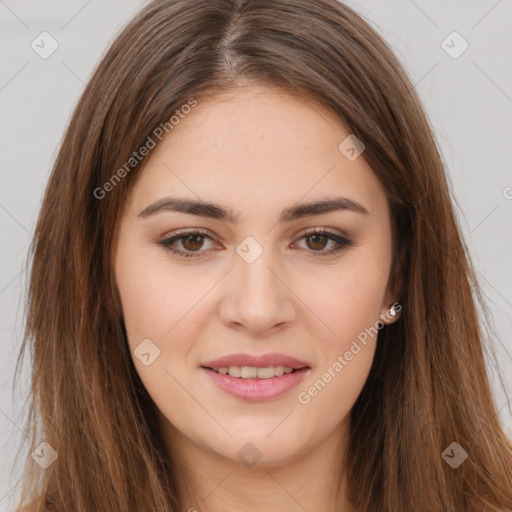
[113,84,400,512]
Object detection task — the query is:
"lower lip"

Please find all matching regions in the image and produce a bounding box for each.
[202,367,310,401]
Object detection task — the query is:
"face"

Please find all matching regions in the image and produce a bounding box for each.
[114,84,399,469]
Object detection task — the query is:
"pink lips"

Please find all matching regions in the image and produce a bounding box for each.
[202,353,309,370]
[201,352,311,402]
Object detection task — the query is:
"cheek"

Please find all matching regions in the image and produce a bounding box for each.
[305,252,391,345]
[294,339,376,444]
[114,241,205,417]
[115,264,169,342]
[292,248,389,412]
[114,239,209,343]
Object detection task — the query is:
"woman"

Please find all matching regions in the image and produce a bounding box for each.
[15,0,512,510]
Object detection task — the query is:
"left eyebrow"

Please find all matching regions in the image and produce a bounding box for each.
[280,196,370,220]
[137,196,370,222]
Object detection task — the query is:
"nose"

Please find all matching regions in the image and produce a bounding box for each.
[217,248,296,336]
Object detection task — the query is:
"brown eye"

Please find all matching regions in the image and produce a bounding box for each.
[305,233,329,251]
[182,234,205,251]
[292,229,353,258]
[158,230,218,258]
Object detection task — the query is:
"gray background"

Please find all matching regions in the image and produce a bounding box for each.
[1,0,511,508]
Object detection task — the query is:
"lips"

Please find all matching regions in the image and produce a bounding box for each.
[200,353,311,401]
[201,353,310,370]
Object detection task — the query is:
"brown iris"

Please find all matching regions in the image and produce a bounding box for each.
[306,233,328,251]
[182,234,205,251]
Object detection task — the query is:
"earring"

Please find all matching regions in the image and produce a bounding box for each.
[388,302,401,318]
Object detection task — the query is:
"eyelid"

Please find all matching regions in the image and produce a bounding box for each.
[158,228,221,254]
[290,227,353,257]
[160,226,349,243]
[294,225,350,239]
[158,227,353,258]
[161,227,217,240]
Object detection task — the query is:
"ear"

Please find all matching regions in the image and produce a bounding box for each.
[380,224,407,325]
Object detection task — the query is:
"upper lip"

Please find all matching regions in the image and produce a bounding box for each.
[201,353,310,370]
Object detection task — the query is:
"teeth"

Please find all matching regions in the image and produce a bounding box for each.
[215,365,296,379]
[240,366,257,379]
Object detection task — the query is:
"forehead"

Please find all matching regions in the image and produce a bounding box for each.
[124,85,387,221]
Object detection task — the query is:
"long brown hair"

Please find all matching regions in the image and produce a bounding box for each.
[15,0,512,510]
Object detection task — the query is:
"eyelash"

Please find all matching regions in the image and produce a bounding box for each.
[158,228,353,259]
